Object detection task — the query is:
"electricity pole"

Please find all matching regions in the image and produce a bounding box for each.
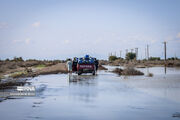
[119,50,122,58]
[110,52,112,56]
[125,49,128,58]
[126,49,128,54]
[135,48,138,60]
[163,41,167,62]
[131,49,134,53]
[147,45,149,60]
[145,47,146,60]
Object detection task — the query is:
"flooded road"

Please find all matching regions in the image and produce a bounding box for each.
[0,66,180,120]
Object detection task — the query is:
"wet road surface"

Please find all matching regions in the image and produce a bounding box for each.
[0,66,180,120]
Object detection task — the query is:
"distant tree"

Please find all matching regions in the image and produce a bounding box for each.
[5,58,10,61]
[117,57,124,60]
[149,57,161,61]
[13,57,24,62]
[126,52,136,60]
[108,56,118,61]
[168,57,178,60]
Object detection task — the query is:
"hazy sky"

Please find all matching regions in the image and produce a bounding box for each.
[0,0,180,60]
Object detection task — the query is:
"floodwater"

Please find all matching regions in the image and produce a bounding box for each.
[0,66,180,120]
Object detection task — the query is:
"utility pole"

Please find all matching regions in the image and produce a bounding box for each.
[108,53,111,57]
[131,49,134,53]
[135,48,138,60]
[126,49,128,54]
[114,52,116,56]
[147,45,149,60]
[145,47,146,60]
[119,50,122,58]
[125,49,128,58]
[163,41,167,62]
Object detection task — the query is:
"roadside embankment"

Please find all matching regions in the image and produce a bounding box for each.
[0,61,68,88]
[102,59,180,67]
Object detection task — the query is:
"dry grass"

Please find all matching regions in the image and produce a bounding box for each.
[113,67,144,75]
[112,68,123,75]
[122,67,144,75]
[147,73,153,77]
[10,71,27,78]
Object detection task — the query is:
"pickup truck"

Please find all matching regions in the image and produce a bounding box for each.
[77,63,96,75]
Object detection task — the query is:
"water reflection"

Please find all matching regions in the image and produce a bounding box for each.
[68,73,96,83]
[164,65,167,74]
[68,74,98,103]
[35,84,47,96]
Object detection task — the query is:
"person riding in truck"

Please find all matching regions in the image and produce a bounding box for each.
[84,55,90,63]
[89,57,94,64]
[78,57,83,64]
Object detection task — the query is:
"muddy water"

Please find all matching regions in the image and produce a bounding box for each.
[0,67,180,120]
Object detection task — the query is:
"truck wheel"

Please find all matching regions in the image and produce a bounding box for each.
[78,71,82,75]
[92,71,95,75]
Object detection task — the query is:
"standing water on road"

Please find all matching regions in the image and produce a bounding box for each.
[0,67,180,120]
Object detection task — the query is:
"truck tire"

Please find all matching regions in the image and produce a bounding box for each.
[92,70,95,75]
[78,71,82,75]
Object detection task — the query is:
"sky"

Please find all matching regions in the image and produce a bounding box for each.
[0,0,180,60]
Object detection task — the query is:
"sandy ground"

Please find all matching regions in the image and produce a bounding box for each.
[36,63,68,75]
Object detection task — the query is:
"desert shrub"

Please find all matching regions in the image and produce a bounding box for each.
[122,67,144,75]
[113,67,144,75]
[112,68,123,75]
[147,73,153,77]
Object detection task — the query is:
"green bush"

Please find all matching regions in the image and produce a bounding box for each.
[12,57,24,62]
[149,57,160,61]
[5,58,10,61]
[168,57,178,60]
[125,52,136,60]
[108,56,118,61]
